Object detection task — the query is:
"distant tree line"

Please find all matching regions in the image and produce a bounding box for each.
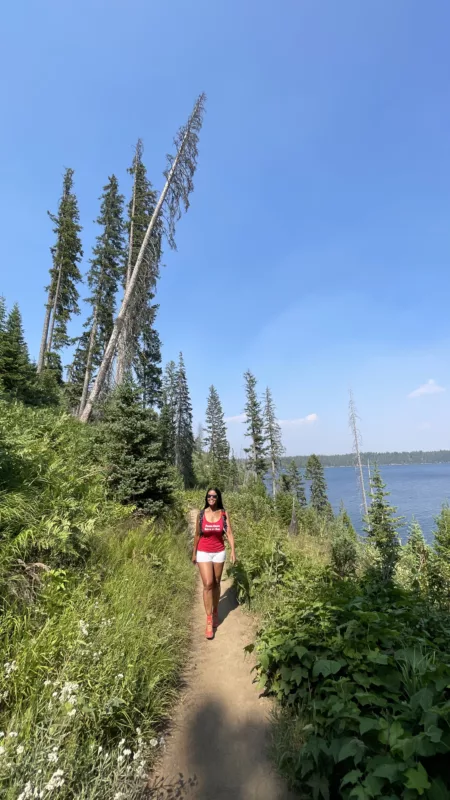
[281,451,450,468]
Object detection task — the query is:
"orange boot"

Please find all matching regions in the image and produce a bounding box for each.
[205,614,214,640]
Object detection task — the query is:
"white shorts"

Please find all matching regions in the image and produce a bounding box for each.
[196,550,226,564]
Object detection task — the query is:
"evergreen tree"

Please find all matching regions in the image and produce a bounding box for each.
[403,518,430,592]
[174,353,195,488]
[0,297,6,395]
[0,304,35,403]
[66,331,90,412]
[96,382,173,514]
[263,386,284,497]
[305,454,333,517]
[243,370,267,480]
[133,298,162,409]
[365,466,401,583]
[38,169,83,371]
[434,506,450,561]
[228,451,241,491]
[338,501,357,536]
[280,459,307,506]
[78,175,125,415]
[116,140,161,385]
[159,360,177,465]
[204,385,230,487]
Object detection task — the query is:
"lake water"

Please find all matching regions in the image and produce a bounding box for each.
[323,463,450,541]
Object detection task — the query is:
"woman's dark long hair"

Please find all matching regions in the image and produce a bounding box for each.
[203,487,225,510]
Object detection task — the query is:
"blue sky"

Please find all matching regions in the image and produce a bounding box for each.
[1,0,450,455]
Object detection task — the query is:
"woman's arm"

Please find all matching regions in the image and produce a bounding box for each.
[225,512,236,564]
[192,513,200,563]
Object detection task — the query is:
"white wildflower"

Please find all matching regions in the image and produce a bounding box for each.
[0,746,4,756]
[149,738,158,747]
[97,745,103,754]
[79,620,89,637]
[113,793,125,800]
[17,781,33,800]
[118,738,125,747]
[4,661,17,676]
[123,748,131,756]
[44,769,65,792]
[136,727,141,735]
[43,679,52,687]
[116,673,124,679]
[68,708,76,717]
[0,732,4,738]
[16,744,25,755]
[47,750,59,764]
[117,754,124,764]
[59,682,79,703]
[8,731,18,738]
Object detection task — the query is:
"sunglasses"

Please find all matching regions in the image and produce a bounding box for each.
[207,494,218,499]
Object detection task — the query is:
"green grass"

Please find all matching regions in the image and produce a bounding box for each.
[0,520,195,799]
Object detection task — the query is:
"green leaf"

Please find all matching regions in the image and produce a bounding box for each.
[305,774,330,800]
[360,718,380,735]
[378,720,404,747]
[367,650,389,664]
[337,738,365,764]
[372,762,403,780]
[312,658,346,678]
[427,778,449,800]
[404,763,431,795]
[410,688,434,712]
[425,725,442,744]
[349,787,371,800]
[341,770,363,788]
[294,645,309,660]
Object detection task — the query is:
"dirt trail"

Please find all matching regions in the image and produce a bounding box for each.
[149,510,295,800]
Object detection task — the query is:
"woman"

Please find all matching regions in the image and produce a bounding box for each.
[192,488,236,640]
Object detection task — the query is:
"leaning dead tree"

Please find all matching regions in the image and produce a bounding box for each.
[349,389,368,519]
[80,93,206,423]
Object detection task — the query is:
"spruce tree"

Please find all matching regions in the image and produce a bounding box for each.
[133,299,162,409]
[159,360,177,465]
[263,386,284,497]
[282,459,307,506]
[38,169,83,371]
[243,370,267,480]
[305,454,333,517]
[434,506,450,561]
[365,466,401,583]
[116,141,161,385]
[97,382,173,514]
[204,385,230,487]
[78,175,125,415]
[0,304,35,403]
[174,353,195,488]
[228,451,241,491]
[0,297,6,395]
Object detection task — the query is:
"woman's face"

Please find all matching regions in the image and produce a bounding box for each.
[207,490,218,507]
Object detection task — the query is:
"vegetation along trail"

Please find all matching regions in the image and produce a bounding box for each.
[151,510,296,800]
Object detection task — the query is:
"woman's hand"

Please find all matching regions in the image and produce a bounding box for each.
[230,550,236,565]
[192,552,197,565]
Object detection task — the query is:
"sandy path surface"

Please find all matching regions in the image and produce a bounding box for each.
[148,511,295,800]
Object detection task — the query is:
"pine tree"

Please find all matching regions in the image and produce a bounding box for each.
[159,361,177,466]
[339,501,356,536]
[228,451,241,490]
[80,94,206,422]
[116,140,161,385]
[243,370,267,480]
[263,386,283,497]
[66,331,90,412]
[174,353,195,488]
[78,175,125,415]
[305,454,333,517]
[0,304,35,403]
[434,506,450,561]
[96,382,173,514]
[38,169,83,371]
[133,298,162,409]
[204,385,230,487]
[0,297,6,395]
[282,459,307,506]
[365,466,401,583]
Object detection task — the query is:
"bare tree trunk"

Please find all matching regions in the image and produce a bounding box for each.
[37,303,52,373]
[80,122,193,423]
[349,389,368,518]
[116,152,138,386]
[79,307,98,415]
[46,264,63,363]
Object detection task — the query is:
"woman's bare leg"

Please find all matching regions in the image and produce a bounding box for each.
[198,562,214,615]
[212,561,225,616]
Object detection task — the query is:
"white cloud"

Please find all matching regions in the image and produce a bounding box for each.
[408,379,445,398]
[278,413,318,426]
[224,413,246,423]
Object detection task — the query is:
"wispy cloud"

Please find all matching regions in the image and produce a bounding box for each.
[224,413,246,423]
[278,413,318,426]
[408,379,445,398]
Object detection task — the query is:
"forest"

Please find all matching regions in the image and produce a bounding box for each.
[1,93,450,799]
[284,451,450,468]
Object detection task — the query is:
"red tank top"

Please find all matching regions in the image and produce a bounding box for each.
[198,511,226,553]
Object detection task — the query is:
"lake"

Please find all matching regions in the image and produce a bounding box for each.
[323,463,450,541]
